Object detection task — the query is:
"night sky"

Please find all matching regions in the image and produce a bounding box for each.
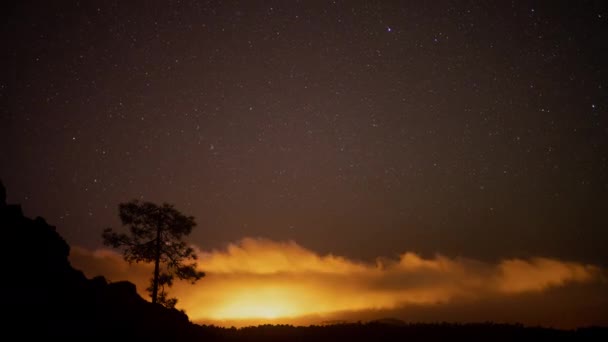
[2,0,608,326]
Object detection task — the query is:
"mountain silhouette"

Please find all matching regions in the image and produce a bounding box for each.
[1,181,606,341]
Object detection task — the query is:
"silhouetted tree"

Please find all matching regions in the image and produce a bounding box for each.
[103,200,205,307]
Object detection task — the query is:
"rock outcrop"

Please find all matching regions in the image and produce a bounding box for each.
[0,181,199,340]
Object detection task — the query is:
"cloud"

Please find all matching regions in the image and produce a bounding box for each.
[70,238,604,326]
[197,238,367,274]
[497,258,598,293]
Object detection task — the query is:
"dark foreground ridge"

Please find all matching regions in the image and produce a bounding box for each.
[1,182,199,340]
[1,181,606,341]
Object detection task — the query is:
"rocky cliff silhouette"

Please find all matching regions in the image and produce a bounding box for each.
[0,181,202,340]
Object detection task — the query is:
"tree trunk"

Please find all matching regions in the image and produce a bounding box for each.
[152,214,162,304]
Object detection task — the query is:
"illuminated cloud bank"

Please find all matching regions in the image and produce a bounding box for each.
[71,238,603,326]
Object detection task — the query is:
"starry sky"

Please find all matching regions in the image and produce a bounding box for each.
[2,0,608,272]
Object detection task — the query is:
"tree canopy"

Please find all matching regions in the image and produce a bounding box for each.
[103,200,205,308]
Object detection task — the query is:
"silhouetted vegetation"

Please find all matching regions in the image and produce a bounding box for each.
[192,322,608,342]
[103,200,204,307]
[1,181,200,339]
[1,180,607,340]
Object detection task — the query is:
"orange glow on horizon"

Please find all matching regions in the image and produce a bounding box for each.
[69,238,604,326]
[210,287,305,320]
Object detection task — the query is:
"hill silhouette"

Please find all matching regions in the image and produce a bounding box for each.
[1,181,203,340]
[1,181,606,341]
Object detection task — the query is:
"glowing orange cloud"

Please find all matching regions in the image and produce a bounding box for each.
[497,258,598,293]
[70,238,603,325]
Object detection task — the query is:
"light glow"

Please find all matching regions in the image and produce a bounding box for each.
[70,238,603,326]
[212,287,304,320]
